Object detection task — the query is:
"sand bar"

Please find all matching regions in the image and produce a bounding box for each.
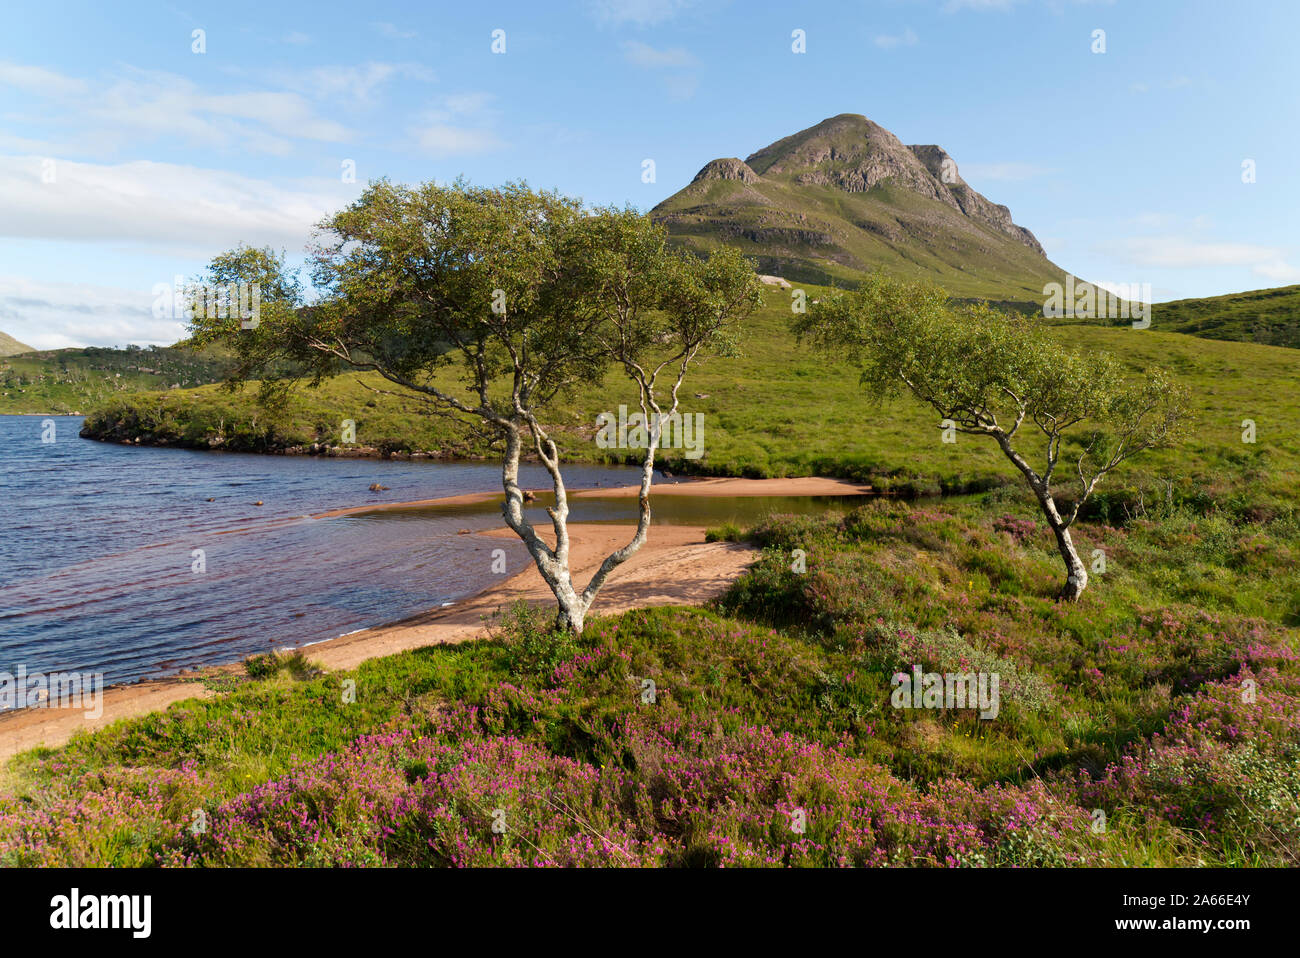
[315,474,873,519]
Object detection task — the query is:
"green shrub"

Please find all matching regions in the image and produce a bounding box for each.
[243,650,313,680]
[704,522,745,543]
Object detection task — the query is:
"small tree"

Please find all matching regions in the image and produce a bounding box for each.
[794,273,1189,600]
[191,179,761,632]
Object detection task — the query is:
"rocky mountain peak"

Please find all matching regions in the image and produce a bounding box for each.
[651,113,1063,299]
[692,157,760,184]
[722,114,1042,253]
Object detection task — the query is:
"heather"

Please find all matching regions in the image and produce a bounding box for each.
[2,495,1297,867]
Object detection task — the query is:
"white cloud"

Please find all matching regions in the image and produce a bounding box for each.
[440,91,495,114]
[270,62,436,108]
[283,32,312,46]
[622,41,697,67]
[591,0,694,27]
[0,61,87,97]
[412,93,504,157]
[196,92,349,141]
[1252,261,1300,283]
[1,61,356,157]
[620,41,698,99]
[415,125,504,156]
[1103,236,1286,269]
[0,153,367,348]
[0,155,353,254]
[0,131,59,154]
[82,78,347,155]
[371,21,417,39]
[874,28,918,49]
[0,276,185,349]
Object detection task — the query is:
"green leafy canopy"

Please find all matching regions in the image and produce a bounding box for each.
[189,179,763,432]
[794,272,1191,520]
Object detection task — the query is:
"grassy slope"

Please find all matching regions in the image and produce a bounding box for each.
[0,345,231,414]
[80,290,1300,510]
[1149,283,1300,348]
[654,177,1067,305]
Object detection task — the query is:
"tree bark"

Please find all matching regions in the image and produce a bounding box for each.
[1032,488,1088,600]
[553,602,586,634]
[497,416,660,636]
[499,422,592,633]
[991,430,1089,602]
[1049,519,1088,601]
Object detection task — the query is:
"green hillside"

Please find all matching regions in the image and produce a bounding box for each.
[652,115,1069,306]
[80,289,1297,516]
[1150,283,1300,348]
[0,344,233,414]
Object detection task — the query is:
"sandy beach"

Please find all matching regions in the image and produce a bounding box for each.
[314,474,873,519]
[0,475,869,760]
[570,476,873,499]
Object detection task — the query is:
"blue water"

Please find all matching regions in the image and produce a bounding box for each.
[0,416,649,688]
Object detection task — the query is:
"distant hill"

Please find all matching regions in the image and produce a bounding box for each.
[0,331,34,357]
[1149,284,1300,348]
[0,344,234,414]
[652,113,1069,306]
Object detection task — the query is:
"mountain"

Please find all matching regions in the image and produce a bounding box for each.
[1150,284,1300,349]
[0,331,34,357]
[652,114,1068,304]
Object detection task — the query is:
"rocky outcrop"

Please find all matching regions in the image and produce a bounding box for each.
[674,115,1044,255]
[909,145,1044,255]
[747,116,948,201]
[691,157,760,184]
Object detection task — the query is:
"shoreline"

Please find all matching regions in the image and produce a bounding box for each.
[0,523,754,760]
[0,475,870,760]
[313,474,874,519]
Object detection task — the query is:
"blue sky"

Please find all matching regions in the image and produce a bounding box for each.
[2,0,1297,348]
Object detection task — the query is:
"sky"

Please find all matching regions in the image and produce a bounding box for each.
[1,0,1297,348]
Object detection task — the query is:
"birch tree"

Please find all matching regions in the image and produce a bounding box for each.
[794,273,1188,601]
[191,180,761,632]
